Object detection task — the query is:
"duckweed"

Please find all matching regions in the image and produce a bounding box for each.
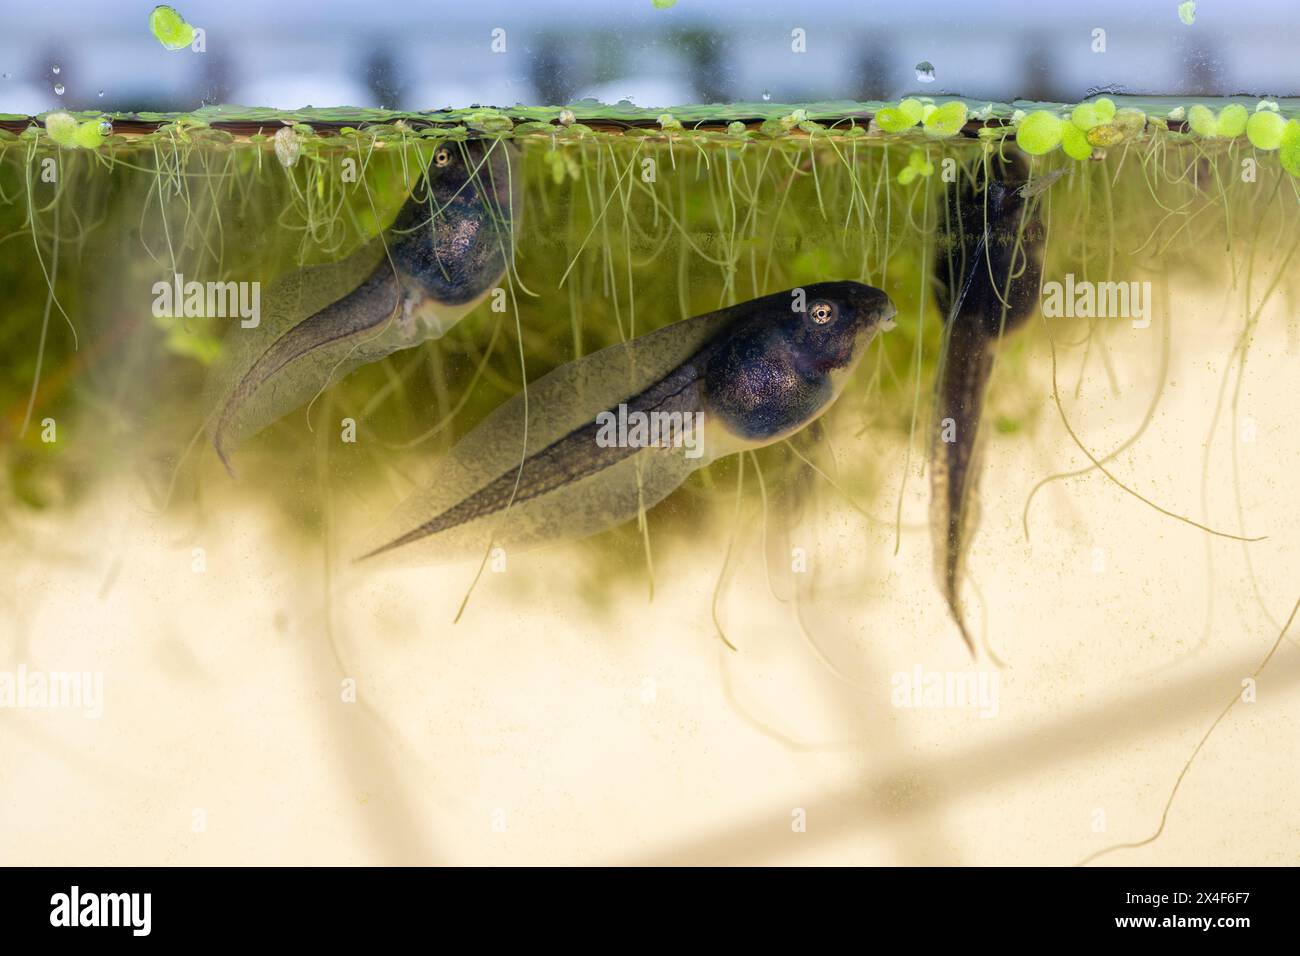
[1060,120,1092,160]
[43,112,109,149]
[1069,98,1115,131]
[1281,120,1300,176]
[1247,109,1286,151]
[1189,103,1248,139]
[1016,110,1063,155]
[896,148,934,184]
[875,98,924,133]
[1086,124,1125,148]
[922,101,967,138]
[149,5,195,51]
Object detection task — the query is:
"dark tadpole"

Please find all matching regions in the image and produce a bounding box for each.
[359,281,895,561]
[211,138,519,476]
[931,150,1044,655]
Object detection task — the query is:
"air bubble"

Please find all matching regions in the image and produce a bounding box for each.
[761,91,771,102]
[54,83,65,95]
[98,89,105,98]
[52,65,61,75]
[915,61,936,83]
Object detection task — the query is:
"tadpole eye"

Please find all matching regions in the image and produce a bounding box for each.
[808,300,836,325]
[434,147,452,168]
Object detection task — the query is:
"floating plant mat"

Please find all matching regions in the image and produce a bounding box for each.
[0,96,1297,593]
[4,94,1300,138]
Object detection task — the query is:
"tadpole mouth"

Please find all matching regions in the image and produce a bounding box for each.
[878,297,898,331]
[861,290,897,333]
[880,301,898,331]
[844,283,896,329]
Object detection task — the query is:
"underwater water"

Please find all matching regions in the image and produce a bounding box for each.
[2,100,1299,865]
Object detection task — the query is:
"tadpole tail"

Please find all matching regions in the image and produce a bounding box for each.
[931,318,994,657]
[212,265,403,476]
[357,358,708,561]
[355,426,645,561]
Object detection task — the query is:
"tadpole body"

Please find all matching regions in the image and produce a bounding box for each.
[360,281,895,562]
[931,150,1044,654]
[209,139,519,475]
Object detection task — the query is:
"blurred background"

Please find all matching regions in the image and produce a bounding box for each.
[0,0,1295,115]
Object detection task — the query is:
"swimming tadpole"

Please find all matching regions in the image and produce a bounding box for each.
[358,281,896,563]
[207,138,520,475]
[931,150,1044,655]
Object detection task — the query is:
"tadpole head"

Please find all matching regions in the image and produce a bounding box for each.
[785,280,896,374]
[425,138,519,212]
[703,281,896,444]
[936,148,1044,335]
[389,139,520,305]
